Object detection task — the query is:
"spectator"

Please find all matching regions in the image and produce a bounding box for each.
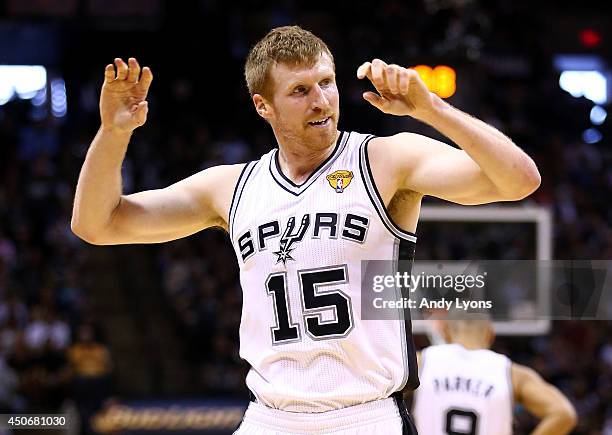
[68,324,112,435]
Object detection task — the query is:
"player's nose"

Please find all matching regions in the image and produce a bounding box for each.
[309,84,330,111]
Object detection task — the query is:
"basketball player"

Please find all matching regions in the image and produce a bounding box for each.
[413,313,577,435]
[71,26,541,434]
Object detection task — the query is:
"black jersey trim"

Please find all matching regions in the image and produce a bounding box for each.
[398,237,420,392]
[228,163,251,221]
[269,131,349,196]
[229,161,257,240]
[358,136,417,243]
[392,392,419,435]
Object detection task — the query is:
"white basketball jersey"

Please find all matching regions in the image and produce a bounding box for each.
[413,344,513,435]
[229,131,419,412]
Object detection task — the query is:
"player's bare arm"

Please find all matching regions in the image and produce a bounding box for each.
[72,57,242,245]
[512,363,577,435]
[357,59,541,208]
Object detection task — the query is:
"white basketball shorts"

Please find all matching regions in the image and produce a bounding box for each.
[233,395,417,435]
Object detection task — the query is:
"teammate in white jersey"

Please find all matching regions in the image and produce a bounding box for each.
[72,26,541,434]
[413,314,577,435]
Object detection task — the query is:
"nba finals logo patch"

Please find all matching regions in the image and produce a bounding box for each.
[326,170,354,193]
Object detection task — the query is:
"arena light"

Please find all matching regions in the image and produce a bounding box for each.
[582,128,602,144]
[554,55,603,71]
[0,65,47,105]
[559,71,607,105]
[412,65,456,98]
[590,105,607,125]
[50,78,67,118]
[579,29,602,48]
[32,86,47,107]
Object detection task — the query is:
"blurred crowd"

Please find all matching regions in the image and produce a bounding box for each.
[0,104,113,433]
[1,0,611,434]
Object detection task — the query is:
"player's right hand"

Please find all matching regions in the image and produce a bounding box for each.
[100,57,153,133]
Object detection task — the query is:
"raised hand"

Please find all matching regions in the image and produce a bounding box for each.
[357,59,435,120]
[100,57,153,133]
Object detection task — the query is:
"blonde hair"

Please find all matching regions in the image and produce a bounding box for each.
[244,25,334,98]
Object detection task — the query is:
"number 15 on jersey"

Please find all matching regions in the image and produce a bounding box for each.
[265,265,355,344]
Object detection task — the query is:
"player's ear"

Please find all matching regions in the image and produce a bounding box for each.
[253,94,273,120]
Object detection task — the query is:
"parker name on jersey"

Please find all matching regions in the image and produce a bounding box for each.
[414,344,513,435]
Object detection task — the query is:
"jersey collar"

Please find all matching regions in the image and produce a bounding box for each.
[269,131,349,196]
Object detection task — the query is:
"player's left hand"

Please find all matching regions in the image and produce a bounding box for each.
[357,59,435,120]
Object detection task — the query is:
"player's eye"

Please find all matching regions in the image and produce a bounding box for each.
[293,86,306,94]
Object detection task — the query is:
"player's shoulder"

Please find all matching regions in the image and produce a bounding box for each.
[179,162,265,207]
[203,147,276,180]
[509,362,539,399]
[419,344,459,373]
[367,132,428,158]
[362,131,429,179]
[428,343,460,352]
[340,130,398,162]
[210,162,249,176]
[510,362,538,383]
[421,343,460,359]
[183,162,260,231]
[188,163,250,188]
[424,344,508,361]
[478,347,512,363]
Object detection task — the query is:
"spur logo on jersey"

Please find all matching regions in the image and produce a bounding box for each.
[236,212,370,264]
[273,215,310,265]
[326,170,353,193]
